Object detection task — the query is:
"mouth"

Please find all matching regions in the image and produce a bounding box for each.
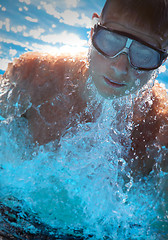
[104,76,126,88]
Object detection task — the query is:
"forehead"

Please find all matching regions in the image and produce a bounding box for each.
[101,1,168,48]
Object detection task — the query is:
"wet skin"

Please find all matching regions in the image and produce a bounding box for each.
[89,2,168,99]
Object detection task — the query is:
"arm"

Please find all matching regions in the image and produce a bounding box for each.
[2,52,88,106]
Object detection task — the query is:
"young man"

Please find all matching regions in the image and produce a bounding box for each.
[1,0,168,173]
[1,0,168,239]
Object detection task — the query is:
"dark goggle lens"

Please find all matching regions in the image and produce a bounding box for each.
[130,41,161,69]
[93,27,164,70]
[93,29,127,57]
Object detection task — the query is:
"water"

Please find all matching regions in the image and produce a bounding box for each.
[0,75,168,239]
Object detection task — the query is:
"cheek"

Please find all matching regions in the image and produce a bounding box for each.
[89,48,109,74]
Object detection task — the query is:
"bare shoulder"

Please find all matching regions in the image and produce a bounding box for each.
[4,51,88,86]
[3,51,89,105]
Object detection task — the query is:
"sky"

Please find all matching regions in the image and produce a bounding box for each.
[0,0,105,72]
[0,0,168,88]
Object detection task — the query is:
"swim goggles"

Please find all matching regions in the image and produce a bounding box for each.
[92,24,168,71]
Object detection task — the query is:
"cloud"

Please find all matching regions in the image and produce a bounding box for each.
[1,7,6,11]
[41,31,87,47]
[25,16,38,23]
[11,25,27,33]
[9,49,17,57]
[38,0,77,12]
[159,65,167,74]
[23,27,45,39]
[0,36,30,49]
[64,0,80,8]
[5,18,10,32]
[19,0,31,5]
[0,19,27,34]
[24,6,28,11]
[0,58,11,71]
[60,10,91,28]
[0,18,10,32]
[0,21,3,29]
[40,2,60,19]
[40,2,91,28]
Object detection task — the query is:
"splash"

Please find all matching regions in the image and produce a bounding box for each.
[0,76,32,120]
[0,75,168,239]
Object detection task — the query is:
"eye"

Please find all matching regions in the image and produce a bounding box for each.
[130,41,160,69]
[94,29,127,56]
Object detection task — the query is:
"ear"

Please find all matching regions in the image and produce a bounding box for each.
[92,12,100,20]
[163,57,167,64]
[90,13,100,39]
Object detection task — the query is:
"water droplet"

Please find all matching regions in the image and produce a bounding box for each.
[125,90,130,95]
[135,79,140,86]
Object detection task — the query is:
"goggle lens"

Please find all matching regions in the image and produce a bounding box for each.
[130,41,161,69]
[92,25,167,71]
[94,29,127,56]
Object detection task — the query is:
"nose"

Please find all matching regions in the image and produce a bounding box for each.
[110,53,129,75]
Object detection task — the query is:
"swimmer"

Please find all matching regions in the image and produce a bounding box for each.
[1,0,168,174]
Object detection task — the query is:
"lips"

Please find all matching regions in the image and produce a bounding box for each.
[104,76,126,88]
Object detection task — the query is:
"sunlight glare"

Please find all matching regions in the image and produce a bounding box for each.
[32,43,88,56]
